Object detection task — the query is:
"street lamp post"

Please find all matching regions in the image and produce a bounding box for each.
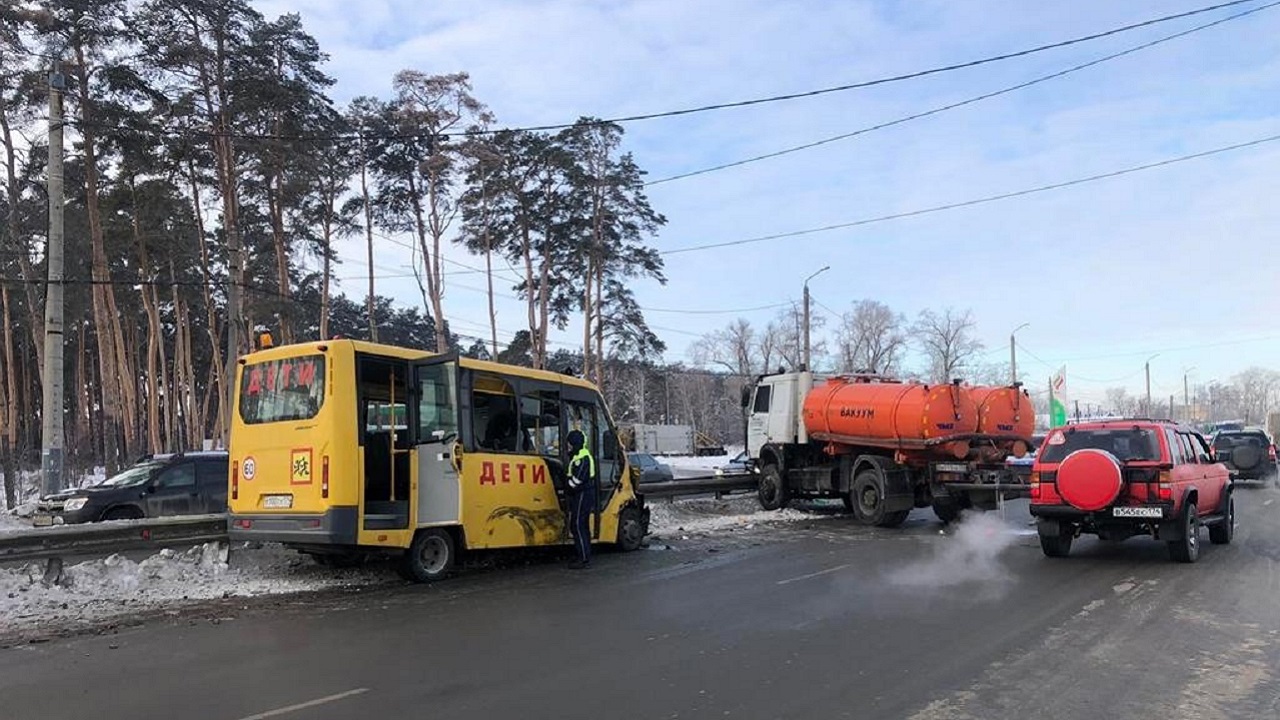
[1144,354,1159,418]
[1183,366,1197,422]
[1010,322,1030,385]
[802,266,830,372]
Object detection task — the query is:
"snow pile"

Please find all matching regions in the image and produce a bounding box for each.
[2,467,107,509]
[0,542,382,637]
[662,452,737,474]
[0,511,33,534]
[648,495,828,537]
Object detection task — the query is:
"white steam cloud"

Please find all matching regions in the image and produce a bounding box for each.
[886,512,1023,591]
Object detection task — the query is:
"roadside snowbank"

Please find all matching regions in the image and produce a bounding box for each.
[0,542,381,638]
[662,452,738,474]
[648,495,832,537]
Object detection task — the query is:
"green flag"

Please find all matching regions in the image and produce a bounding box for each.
[1050,366,1068,427]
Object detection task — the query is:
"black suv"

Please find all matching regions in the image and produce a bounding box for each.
[35,452,229,525]
[1212,429,1278,486]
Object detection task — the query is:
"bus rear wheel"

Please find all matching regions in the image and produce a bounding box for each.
[398,528,456,583]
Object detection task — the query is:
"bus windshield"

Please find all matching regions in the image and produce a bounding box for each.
[239,355,326,424]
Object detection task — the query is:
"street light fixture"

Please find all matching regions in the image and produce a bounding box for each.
[1010,322,1030,385]
[802,266,830,372]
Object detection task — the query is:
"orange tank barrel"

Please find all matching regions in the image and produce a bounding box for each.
[970,385,1035,438]
[802,377,979,451]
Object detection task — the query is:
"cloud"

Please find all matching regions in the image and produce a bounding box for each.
[255,0,1280,398]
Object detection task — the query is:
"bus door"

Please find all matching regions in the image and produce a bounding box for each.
[562,387,623,540]
[412,357,462,528]
[357,355,411,532]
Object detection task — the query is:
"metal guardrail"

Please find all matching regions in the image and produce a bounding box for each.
[0,475,760,563]
[638,473,758,498]
[0,514,228,564]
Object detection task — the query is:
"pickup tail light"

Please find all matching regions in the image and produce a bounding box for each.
[1029,471,1041,500]
[1158,483,1173,501]
[322,455,330,499]
[231,461,239,501]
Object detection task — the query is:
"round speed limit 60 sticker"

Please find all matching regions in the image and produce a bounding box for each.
[243,456,257,480]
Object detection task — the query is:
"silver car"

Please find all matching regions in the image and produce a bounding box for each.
[628,452,675,484]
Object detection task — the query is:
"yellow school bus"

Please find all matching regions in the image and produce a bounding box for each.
[227,338,649,581]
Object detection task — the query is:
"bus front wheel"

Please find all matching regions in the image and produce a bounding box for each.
[399,528,456,583]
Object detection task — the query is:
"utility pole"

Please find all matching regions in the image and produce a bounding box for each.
[802,266,829,372]
[1170,394,1175,421]
[1144,354,1158,418]
[40,63,67,496]
[1010,323,1029,385]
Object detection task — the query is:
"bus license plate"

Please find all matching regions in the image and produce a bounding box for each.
[1113,506,1161,518]
[263,495,293,510]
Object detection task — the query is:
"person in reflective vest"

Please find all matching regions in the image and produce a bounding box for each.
[565,429,597,569]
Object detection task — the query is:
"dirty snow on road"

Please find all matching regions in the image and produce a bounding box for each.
[0,542,383,639]
[648,495,835,538]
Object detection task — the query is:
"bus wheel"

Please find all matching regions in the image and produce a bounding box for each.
[399,528,456,583]
[616,505,646,552]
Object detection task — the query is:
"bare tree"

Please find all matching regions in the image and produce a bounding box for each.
[1231,367,1280,423]
[913,308,983,384]
[1105,387,1142,417]
[691,318,758,378]
[835,300,906,374]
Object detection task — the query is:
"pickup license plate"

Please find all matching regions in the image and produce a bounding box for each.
[263,495,293,510]
[1113,506,1162,518]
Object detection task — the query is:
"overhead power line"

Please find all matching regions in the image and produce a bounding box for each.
[65,1,1262,143]
[645,0,1279,186]
[659,131,1280,255]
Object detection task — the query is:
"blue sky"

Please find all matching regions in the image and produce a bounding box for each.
[257,0,1280,405]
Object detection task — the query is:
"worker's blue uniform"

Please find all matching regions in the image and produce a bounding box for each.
[566,431,597,568]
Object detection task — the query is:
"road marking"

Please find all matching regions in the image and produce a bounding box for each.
[235,688,369,720]
[777,563,850,585]
[1265,499,1274,506]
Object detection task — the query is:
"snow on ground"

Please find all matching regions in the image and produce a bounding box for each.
[648,495,833,538]
[2,467,106,511]
[0,511,32,534]
[0,542,383,638]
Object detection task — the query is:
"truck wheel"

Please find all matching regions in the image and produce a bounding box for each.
[758,465,790,511]
[1208,495,1234,545]
[851,469,891,526]
[616,505,646,552]
[398,528,456,582]
[1167,503,1200,563]
[1038,520,1074,558]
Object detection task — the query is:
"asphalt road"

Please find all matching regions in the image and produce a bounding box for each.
[3,491,1279,720]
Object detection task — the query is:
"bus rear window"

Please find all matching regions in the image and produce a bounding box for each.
[239,355,326,424]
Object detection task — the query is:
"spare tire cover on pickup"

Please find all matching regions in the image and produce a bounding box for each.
[1056,449,1124,511]
[1231,444,1261,470]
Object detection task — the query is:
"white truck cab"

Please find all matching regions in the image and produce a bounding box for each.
[746,371,816,459]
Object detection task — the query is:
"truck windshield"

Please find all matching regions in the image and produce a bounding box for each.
[239,355,326,424]
[1040,427,1162,464]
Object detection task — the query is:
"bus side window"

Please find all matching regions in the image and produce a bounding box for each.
[472,373,520,453]
[521,388,560,457]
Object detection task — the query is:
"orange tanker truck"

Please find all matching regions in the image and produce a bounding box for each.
[746,371,1034,525]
